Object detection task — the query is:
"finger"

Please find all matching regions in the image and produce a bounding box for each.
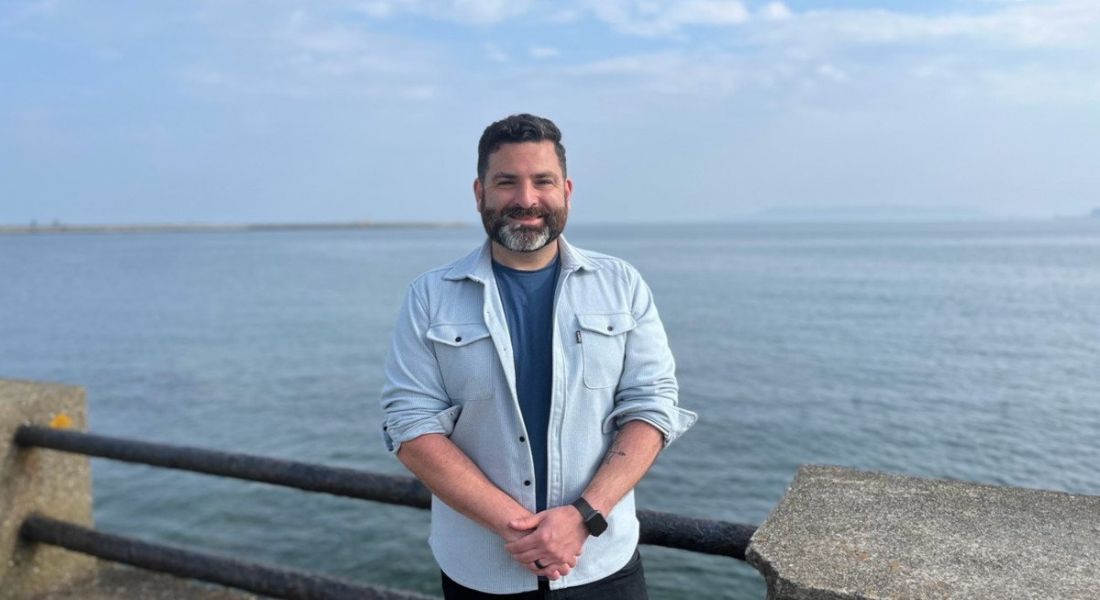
[504,536,540,554]
[552,563,572,577]
[509,515,541,531]
[539,564,570,580]
[511,549,544,564]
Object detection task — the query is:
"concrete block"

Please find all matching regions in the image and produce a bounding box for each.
[0,378,97,599]
[747,465,1100,600]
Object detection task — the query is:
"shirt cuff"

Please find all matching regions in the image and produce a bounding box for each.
[382,404,463,454]
[601,404,697,447]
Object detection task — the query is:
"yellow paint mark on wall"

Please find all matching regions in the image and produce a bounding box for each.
[49,413,73,429]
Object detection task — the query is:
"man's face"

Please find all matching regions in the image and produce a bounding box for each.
[474,141,572,253]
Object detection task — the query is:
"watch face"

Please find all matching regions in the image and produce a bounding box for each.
[589,513,608,536]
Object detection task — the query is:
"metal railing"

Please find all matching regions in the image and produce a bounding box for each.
[14,424,757,599]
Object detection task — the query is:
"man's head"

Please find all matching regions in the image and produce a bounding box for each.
[477,113,566,183]
[474,114,572,255]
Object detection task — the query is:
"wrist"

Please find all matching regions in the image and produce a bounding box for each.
[586,496,611,517]
[495,507,533,538]
[571,496,608,537]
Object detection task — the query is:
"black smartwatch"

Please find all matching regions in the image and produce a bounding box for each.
[571,497,608,537]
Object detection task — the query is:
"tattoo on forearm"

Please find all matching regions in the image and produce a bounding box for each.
[603,442,627,465]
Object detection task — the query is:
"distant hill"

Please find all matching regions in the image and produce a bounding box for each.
[742,204,999,223]
[0,221,469,235]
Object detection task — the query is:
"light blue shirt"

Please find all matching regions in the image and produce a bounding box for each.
[380,237,697,594]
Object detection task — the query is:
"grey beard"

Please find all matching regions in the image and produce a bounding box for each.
[495,222,552,252]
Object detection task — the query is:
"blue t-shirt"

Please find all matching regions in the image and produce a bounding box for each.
[492,255,560,512]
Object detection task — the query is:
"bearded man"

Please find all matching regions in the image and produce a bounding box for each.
[380,113,696,599]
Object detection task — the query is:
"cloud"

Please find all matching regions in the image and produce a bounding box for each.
[580,0,750,36]
[759,2,792,21]
[529,45,560,59]
[815,63,848,83]
[566,51,742,97]
[352,0,533,25]
[181,7,446,102]
[452,0,530,24]
[759,0,1100,50]
[483,41,509,62]
[0,0,60,27]
[356,1,395,18]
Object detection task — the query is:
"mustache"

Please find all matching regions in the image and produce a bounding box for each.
[502,205,548,219]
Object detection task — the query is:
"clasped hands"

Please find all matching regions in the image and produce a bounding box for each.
[503,505,588,580]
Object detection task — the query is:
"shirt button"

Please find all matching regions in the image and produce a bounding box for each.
[607,325,614,331]
[519,436,526,443]
[454,336,462,343]
[524,480,531,486]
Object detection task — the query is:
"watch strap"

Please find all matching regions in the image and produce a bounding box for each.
[571,496,608,537]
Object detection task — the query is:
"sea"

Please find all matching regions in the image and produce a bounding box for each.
[2,220,1099,599]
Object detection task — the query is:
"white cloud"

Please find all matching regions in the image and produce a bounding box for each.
[529,45,560,59]
[760,2,792,21]
[580,0,750,36]
[356,1,395,18]
[351,0,533,25]
[762,0,1100,49]
[483,41,509,62]
[567,51,742,96]
[0,0,60,25]
[181,7,447,102]
[666,1,749,26]
[815,63,848,83]
[453,0,531,24]
[274,10,427,75]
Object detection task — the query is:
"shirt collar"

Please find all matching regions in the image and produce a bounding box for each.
[443,235,600,282]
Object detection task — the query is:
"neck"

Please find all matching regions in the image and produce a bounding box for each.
[490,239,560,271]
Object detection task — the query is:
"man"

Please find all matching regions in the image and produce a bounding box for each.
[380,113,696,599]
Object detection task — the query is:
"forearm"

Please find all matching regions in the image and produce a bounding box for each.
[581,419,665,516]
[398,433,532,539]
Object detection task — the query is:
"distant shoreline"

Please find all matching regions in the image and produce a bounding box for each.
[0,221,470,235]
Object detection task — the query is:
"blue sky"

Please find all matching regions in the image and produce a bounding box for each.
[2,0,1098,225]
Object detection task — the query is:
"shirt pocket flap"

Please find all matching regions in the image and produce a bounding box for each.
[426,322,492,347]
[577,312,638,337]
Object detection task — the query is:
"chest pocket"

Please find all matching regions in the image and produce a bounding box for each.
[577,313,638,389]
[427,322,495,401]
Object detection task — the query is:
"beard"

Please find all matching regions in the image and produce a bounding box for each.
[479,197,568,253]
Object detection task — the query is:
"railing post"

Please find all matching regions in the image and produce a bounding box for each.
[0,378,96,599]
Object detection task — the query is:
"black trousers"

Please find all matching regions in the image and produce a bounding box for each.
[441,549,648,600]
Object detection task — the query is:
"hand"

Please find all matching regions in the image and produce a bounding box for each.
[504,506,588,580]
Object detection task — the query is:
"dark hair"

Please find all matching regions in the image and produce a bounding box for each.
[477,113,566,182]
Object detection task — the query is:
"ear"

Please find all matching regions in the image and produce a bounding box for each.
[473,178,484,212]
[564,177,573,211]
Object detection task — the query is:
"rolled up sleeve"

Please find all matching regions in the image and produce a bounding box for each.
[380,283,460,454]
[602,270,697,447]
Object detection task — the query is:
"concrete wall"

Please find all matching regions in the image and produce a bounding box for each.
[0,378,97,599]
[747,465,1100,600]
[7,378,1099,600]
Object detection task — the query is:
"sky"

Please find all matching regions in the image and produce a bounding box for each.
[2,0,1099,225]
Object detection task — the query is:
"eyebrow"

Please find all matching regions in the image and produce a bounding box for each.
[491,171,559,182]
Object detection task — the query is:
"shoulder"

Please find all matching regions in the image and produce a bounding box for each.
[569,244,644,285]
[405,245,482,302]
[408,262,455,290]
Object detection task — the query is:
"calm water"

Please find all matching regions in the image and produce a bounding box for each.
[3,221,1100,599]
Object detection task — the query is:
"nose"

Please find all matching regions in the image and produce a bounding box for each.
[513,180,538,208]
